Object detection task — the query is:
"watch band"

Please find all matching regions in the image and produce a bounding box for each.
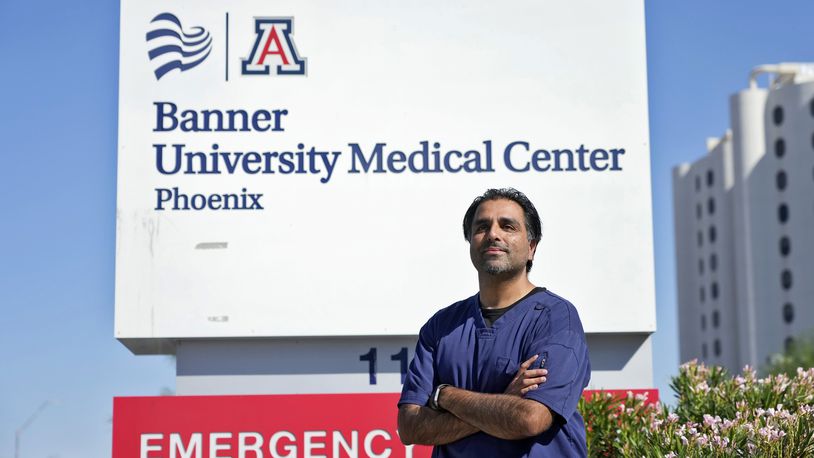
[429,384,451,411]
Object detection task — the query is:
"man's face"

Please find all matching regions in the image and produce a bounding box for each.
[469,198,537,277]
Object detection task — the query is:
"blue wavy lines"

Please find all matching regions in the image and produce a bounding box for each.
[152,47,213,81]
[146,13,212,80]
[145,28,210,47]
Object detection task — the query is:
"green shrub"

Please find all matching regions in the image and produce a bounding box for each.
[579,360,814,457]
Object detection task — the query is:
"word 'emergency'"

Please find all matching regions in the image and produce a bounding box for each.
[139,429,412,458]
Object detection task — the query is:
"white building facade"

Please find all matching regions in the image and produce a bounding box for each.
[674,64,814,373]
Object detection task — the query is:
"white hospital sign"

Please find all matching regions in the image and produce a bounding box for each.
[116,0,656,349]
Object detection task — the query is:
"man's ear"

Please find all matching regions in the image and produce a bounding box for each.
[528,239,538,262]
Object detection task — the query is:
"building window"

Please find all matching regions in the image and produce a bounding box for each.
[695,175,701,191]
[702,343,708,359]
[775,138,786,158]
[707,197,715,215]
[707,170,714,187]
[783,303,794,324]
[696,203,702,220]
[778,203,789,224]
[701,315,707,330]
[700,286,706,303]
[711,282,719,299]
[697,231,703,247]
[785,337,795,352]
[699,258,705,275]
[714,339,722,357]
[780,237,791,257]
[773,105,784,126]
[781,269,793,290]
[710,253,717,271]
[712,310,720,328]
[709,225,717,243]
[776,170,787,191]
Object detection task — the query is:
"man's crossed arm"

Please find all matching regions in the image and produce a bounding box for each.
[397,355,552,445]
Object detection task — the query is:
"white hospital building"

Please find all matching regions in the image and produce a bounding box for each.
[673,63,814,373]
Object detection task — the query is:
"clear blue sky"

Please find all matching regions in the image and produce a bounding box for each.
[2,1,814,456]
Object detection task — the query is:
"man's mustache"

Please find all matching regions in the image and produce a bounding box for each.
[482,243,508,252]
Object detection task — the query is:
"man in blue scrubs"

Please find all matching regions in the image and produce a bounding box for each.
[398,188,591,457]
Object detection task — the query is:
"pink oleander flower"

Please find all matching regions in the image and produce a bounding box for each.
[680,360,697,371]
[758,426,785,442]
[702,414,721,428]
[710,435,730,451]
[651,418,663,429]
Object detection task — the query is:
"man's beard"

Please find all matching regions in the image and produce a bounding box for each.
[482,260,524,276]
[479,246,525,277]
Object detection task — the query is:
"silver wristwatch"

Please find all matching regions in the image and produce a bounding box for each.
[429,383,451,411]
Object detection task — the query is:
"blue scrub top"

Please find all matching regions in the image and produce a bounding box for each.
[399,288,591,457]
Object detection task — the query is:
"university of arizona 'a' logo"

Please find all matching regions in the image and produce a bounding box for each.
[146,13,212,80]
[242,18,306,76]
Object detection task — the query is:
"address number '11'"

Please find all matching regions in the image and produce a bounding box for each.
[359,347,409,385]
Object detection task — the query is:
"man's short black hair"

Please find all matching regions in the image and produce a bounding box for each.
[462,188,542,272]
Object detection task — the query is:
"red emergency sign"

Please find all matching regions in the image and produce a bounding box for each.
[113,390,657,458]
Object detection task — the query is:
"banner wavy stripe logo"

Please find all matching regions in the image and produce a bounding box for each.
[146,13,212,80]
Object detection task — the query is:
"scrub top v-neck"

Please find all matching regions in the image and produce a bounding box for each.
[399,288,591,457]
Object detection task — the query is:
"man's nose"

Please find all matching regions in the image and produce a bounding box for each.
[485,224,502,241]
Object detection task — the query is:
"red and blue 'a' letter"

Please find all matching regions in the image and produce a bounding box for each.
[242,18,306,75]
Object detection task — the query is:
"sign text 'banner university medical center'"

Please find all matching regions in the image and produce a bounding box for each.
[116,0,656,343]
